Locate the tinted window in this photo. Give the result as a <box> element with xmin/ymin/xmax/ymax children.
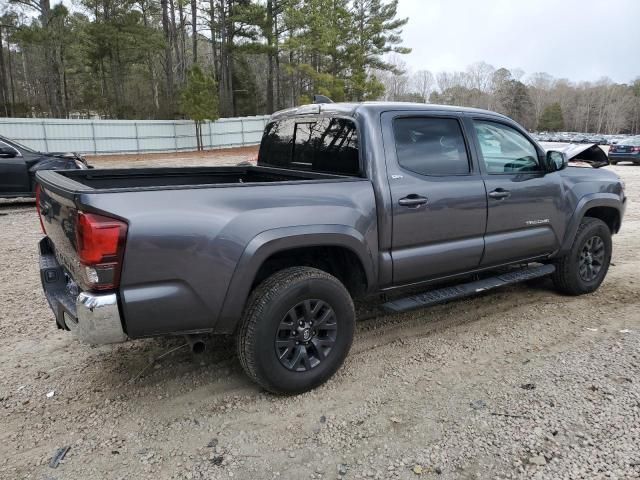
<box><xmin>258</xmin><ymin>117</ymin><xmax>360</xmax><ymax>176</ymax></box>
<box><xmin>2</xmin><ymin>138</ymin><xmax>35</xmax><ymax>153</ymax></box>
<box><xmin>474</xmin><ymin>121</ymin><xmax>539</xmax><ymax>173</ymax></box>
<box><xmin>258</xmin><ymin>119</ymin><xmax>295</xmax><ymax>167</ymax></box>
<box><xmin>0</xmin><ymin>140</ymin><xmax>20</xmax><ymax>156</ymax></box>
<box><xmin>393</xmin><ymin>117</ymin><xmax>470</xmax><ymax>176</ymax></box>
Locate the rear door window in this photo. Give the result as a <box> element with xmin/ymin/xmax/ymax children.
<box><xmin>259</xmin><ymin>117</ymin><xmax>360</xmax><ymax>176</ymax></box>
<box><xmin>393</xmin><ymin>117</ymin><xmax>470</xmax><ymax>176</ymax></box>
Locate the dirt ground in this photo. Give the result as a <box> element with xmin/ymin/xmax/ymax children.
<box><xmin>1</xmin><ymin>149</ymin><xmax>639</xmax><ymax>480</ymax></box>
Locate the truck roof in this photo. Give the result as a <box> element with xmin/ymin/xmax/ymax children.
<box><xmin>270</xmin><ymin>101</ymin><xmax>510</xmax><ymax>121</ymax></box>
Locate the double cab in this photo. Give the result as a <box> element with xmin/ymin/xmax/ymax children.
<box><xmin>36</xmin><ymin>102</ymin><xmax>626</xmax><ymax>393</ymax></box>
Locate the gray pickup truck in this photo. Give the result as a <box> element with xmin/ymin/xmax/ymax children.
<box><xmin>36</xmin><ymin>102</ymin><xmax>626</xmax><ymax>394</ymax></box>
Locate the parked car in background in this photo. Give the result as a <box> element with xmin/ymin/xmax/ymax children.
<box><xmin>586</xmin><ymin>135</ymin><xmax>606</xmax><ymax>145</ymax></box>
<box><xmin>609</xmin><ymin>136</ymin><xmax>640</xmax><ymax>165</ymax></box>
<box><xmin>609</xmin><ymin>136</ymin><xmax>629</xmax><ymax>145</ymax></box>
<box><xmin>0</xmin><ymin>135</ymin><xmax>89</xmax><ymax>198</ymax></box>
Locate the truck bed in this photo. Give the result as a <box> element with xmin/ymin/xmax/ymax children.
<box><xmin>35</xmin><ymin>162</ymin><xmax>376</xmax><ymax>339</ymax></box>
<box><xmin>38</xmin><ymin>165</ymin><xmax>356</xmax><ymax>194</ymax></box>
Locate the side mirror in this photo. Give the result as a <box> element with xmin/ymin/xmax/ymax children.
<box><xmin>0</xmin><ymin>146</ymin><xmax>17</xmax><ymax>158</ymax></box>
<box><xmin>545</xmin><ymin>150</ymin><xmax>568</xmax><ymax>172</ymax></box>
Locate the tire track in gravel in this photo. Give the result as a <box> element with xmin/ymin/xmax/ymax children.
<box><xmin>350</xmin><ymin>280</ymin><xmax>639</xmax><ymax>357</ymax></box>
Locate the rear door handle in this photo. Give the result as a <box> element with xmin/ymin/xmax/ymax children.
<box><xmin>398</xmin><ymin>195</ymin><xmax>428</xmax><ymax>207</ymax></box>
<box><xmin>488</xmin><ymin>189</ymin><xmax>511</xmax><ymax>199</ymax></box>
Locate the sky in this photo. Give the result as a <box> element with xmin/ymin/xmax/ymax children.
<box><xmin>396</xmin><ymin>0</ymin><xmax>640</xmax><ymax>84</ymax></box>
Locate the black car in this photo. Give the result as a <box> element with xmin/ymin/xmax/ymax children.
<box><xmin>0</xmin><ymin>135</ymin><xmax>89</xmax><ymax>198</ymax></box>
<box><xmin>609</xmin><ymin>136</ymin><xmax>640</xmax><ymax>165</ymax></box>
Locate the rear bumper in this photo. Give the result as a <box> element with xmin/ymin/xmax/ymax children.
<box><xmin>608</xmin><ymin>152</ymin><xmax>640</xmax><ymax>162</ymax></box>
<box><xmin>67</xmin><ymin>292</ymin><xmax>126</xmax><ymax>344</ymax></box>
<box><xmin>39</xmin><ymin>238</ymin><xmax>127</xmax><ymax>345</ymax></box>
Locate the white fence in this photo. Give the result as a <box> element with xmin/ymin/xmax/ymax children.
<box><xmin>0</xmin><ymin>115</ymin><xmax>271</xmax><ymax>155</ymax></box>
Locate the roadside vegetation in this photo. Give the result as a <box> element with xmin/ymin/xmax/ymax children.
<box><xmin>0</xmin><ymin>0</ymin><xmax>638</xmax><ymax>134</ymax></box>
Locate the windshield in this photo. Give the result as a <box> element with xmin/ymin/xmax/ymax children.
<box><xmin>619</xmin><ymin>136</ymin><xmax>640</xmax><ymax>146</ymax></box>
<box><xmin>0</xmin><ymin>137</ymin><xmax>39</xmax><ymax>153</ymax></box>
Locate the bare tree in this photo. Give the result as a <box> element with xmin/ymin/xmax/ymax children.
<box><xmin>412</xmin><ymin>69</ymin><xmax>433</xmax><ymax>103</ymax></box>
<box><xmin>161</xmin><ymin>0</ymin><xmax>175</xmax><ymax>102</ymax></box>
<box><xmin>527</xmin><ymin>72</ymin><xmax>554</xmax><ymax>127</ymax></box>
<box><xmin>191</xmin><ymin>0</ymin><xmax>198</xmax><ymax>64</ymax></box>
<box><xmin>466</xmin><ymin>61</ymin><xmax>494</xmax><ymax>93</ymax></box>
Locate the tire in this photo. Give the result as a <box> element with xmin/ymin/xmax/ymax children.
<box><xmin>237</xmin><ymin>267</ymin><xmax>355</xmax><ymax>394</ymax></box>
<box><xmin>552</xmin><ymin>217</ymin><xmax>612</xmax><ymax>295</ymax></box>
<box><xmin>609</xmin><ymin>160</ymin><xmax>617</xmax><ymax>165</ymax></box>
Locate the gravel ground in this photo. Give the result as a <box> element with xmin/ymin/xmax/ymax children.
<box><xmin>0</xmin><ymin>150</ymin><xmax>639</xmax><ymax>480</ymax></box>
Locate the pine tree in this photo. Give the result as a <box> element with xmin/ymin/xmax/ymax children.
<box><xmin>348</xmin><ymin>0</ymin><xmax>410</xmax><ymax>100</ymax></box>
<box><xmin>180</xmin><ymin>65</ymin><xmax>218</xmax><ymax>150</ymax></box>
<box><xmin>538</xmin><ymin>103</ymin><xmax>564</xmax><ymax>132</ymax></box>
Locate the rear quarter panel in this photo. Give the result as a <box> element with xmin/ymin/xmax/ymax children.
<box><xmin>79</xmin><ymin>180</ymin><xmax>378</xmax><ymax>337</ymax></box>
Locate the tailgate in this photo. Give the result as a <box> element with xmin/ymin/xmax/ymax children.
<box><xmin>37</xmin><ymin>183</ymin><xmax>83</xmax><ymax>282</ymax></box>
<box><xmin>36</xmin><ymin>174</ymin><xmax>128</xmax><ymax>293</ymax></box>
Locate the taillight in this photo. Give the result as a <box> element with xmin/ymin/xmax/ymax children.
<box><xmin>35</xmin><ymin>184</ymin><xmax>46</xmax><ymax>234</ymax></box>
<box><xmin>632</xmin><ymin>146</ymin><xmax>640</xmax><ymax>152</ymax></box>
<box><xmin>609</xmin><ymin>146</ymin><xmax>616</xmax><ymax>152</ymax></box>
<box><xmin>75</xmin><ymin>212</ymin><xmax>127</xmax><ymax>291</ymax></box>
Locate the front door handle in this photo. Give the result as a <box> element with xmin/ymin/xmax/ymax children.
<box><xmin>398</xmin><ymin>194</ymin><xmax>428</xmax><ymax>207</ymax></box>
<box><xmin>488</xmin><ymin>189</ymin><xmax>511</xmax><ymax>199</ymax></box>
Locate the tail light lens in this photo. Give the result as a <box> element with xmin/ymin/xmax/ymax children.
<box><xmin>35</xmin><ymin>184</ymin><xmax>46</xmax><ymax>234</ymax></box>
<box><xmin>75</xmin><ymin>212</ymin><xmax>127</xmax><ymax>291</ymax></box>
<box><xmin>632</xmin><ymin>146</ymin><xmax>640</xmax><ymax>152</ymax></box>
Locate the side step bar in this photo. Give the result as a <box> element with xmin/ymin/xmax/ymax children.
<box><xmin>382</xmin><ymin>264</ymin><xmax>556</xmax><ymax>313</ymax></box>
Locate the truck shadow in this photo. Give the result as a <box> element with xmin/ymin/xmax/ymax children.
<box><xmin>72</xmin><ymin>278</ymin><xmax>562</xmax><ymax>398</ymax></box>
<box><xmin>0</xmin><ymin>199</ymin><xmax>35</xmax><ymax>216</ymax></box>
<box><xmin>0</xmin><ymin>198</ymin><xmax>35</xmax><ymax>207</ymax></box>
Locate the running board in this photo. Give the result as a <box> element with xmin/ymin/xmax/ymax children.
<box><xmin>382</xmin><ymin>264</ymin><xmax>556</xmax><ymax>313</ymax></box>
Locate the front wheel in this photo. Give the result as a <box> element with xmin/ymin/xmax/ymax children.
<box><xmin>552</xmin><ymin>217</ymin><xmax>612</xmax><ymax>295</ymax></box>
<box><xmin>237</xmin><ymin>267</ymin><xmax>355</xmax><ymax>394</ymax></box>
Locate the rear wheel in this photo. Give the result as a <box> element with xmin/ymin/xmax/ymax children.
<box><xmin>237</xmin><ymin>267</ymin><xmax>355</xmax><ymax>394</ymax></box>
<box><xmin>609</xmin><ymin>160</ymin><xmax>617</xmax><ymax>165</ymax></box>
<box><xmin>552</xmin><ymin>217</ymin><xmax>612</xmax><ymax>295</ymax></box>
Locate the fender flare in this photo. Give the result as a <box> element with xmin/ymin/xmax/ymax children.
<box><xmin>560</xmin><ymin>193</ymin><xmax>623</xmax><ymax>253</ymax></box>
<box><xmin>214</xmin><ymin>225</ymin><xmax>377</xmax><ymax>334</ymax></box>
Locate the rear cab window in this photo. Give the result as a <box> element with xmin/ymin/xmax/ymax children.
<box><xmin>258</xmin><ymin>117</ymin><xmax>361</xmax><ymax>176</ymax></box>
<box><xmin>393</xmin><ymin>117</ymin><xmax>471</xmax><ymax>176</ymax></box>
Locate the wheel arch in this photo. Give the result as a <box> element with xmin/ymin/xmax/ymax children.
<box><xmin>560</xmin><ymin>194</ymin><xmax>623</xmax><ymax>253</ymax></box>
<box><xmin>214</xmin><ymin>225</ymin><xmax>376</xmax><ymax>334</ymax></box>
<box><xmin>584</xmin><ymin>206</ymin><xmax>621</xmax><ymax>233</ymax></box>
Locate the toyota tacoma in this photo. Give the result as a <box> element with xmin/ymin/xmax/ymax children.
<box><xmin>35</xmin><ymin>101</ymin><xmax>626</xmax><ymax>394</ymax></box>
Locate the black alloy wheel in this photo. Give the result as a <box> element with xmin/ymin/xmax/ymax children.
<box><xmin>275</xmin><ymin>299</ymin><xmax>337</xmax><ymax>372</ymax></box>
<box><xmin>578</xmin><ymin>235</ymin><xmax>605</xmax><ymax>282</ymax></box>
